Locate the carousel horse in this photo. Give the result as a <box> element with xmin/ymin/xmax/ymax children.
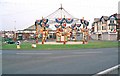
<box><xmin>40</xmin><ymin>27</ymin><xmax>49</xmax><ymax>43</ymax></box>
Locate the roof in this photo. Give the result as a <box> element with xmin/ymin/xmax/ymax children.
<box><xmin>100</xmin><ymin>16</ymin><xmax>109</xmax><ymax>21</ymax></box>
<box><xmin>24</xmin><ymin>25</ymin><xmax>36</xmax><ymax>31</ymax></box>
<box><xmin>24</xmin><ymin>24</ymin><xmax>52</xmax><ymax>31</ymax></box>
<box><xmin>45</xmin><ymin>5</ymin><xmax>75</xmax><ymax>19</ymax></box>
<box><xmin>109</xmin><ymin>13</ymin><xmax>120</xmax><ymax>24</ymax></box>
<box><xmin>94</xmin><ymin>18</ymin><xmax>100</xmax><ymax>22</ymax></box>
<box><xmin>114</xmin><ymin>14</ymin><xmax>120</xmax><ymax>19</ymax></box>
<box><xmin>44</xmin><ymin>5</ymin><xmax>79</xmax><ymax>24</ymax></box>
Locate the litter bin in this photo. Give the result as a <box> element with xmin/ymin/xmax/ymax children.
<box><xmin>16</xmin><ymin>41</ymin><xmax>21</xmax><ymax>49</ymax></box>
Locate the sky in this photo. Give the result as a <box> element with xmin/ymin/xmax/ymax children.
<box><xmin>0</xmin><ymin>0</ymin><xmax>119</xmax><ymax>31</ymax></box>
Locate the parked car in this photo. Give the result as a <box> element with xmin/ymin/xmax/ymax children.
<box><xmin>6</xmin><ymin>40</ymin><xmax>15</xmax><ymax>44</ymax></box>
<box><xmin>4</xmin><ymin>38</ymin><xmax>15</xmax><ymax>44</ymax></box>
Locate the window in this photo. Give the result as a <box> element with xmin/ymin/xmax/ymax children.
<box><xmin>102</xmin><ymin>25</ymin><xmax>107</xmax><ymax>30</ymax></box>
<box><xmin>110</xmin><ymin>26</ymin><xmax>115</xmax><ymax>31</ymax></box>
<box><xmin>110</xmin><ymin>18</ymin><xmax>115</xmax><ymax>24</ymax></box>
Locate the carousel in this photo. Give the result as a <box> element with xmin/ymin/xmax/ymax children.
<box><xmin>35</xmin><ymin>5</ymin><xmax>89</xmax><ymax>44</ymax></box>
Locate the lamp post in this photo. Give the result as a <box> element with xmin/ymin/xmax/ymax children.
<box><xmin>13</xmin><ymin>20</ymin><xmax>17</xmax><ymax>42</ymax></box>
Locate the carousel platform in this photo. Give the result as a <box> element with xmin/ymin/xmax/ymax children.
<box><xmin>38</xmin><ymin>41</ymin><xmax>88</xmax><ymax>44</ymax></box>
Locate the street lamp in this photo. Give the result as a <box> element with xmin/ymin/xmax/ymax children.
<box><xmin>13</xmin><ymin>20</ymin><xmax>17</xmax><ymax>42</ymax></box>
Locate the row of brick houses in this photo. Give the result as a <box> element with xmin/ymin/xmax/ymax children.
<box><xmin>0</xmin><ymin>31</ymin><xmax>15</xmax><ymax>38</ymax></box>
<box><xmin>91</xmin><ymin>13</ymin><xmax>120</xmax><ymax>40</ymax></box>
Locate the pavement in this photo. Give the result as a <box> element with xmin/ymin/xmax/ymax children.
<box><xmin>2</xmin><ymin>48</ymin><xmax>118</xmax><ymax>74</ymax></box>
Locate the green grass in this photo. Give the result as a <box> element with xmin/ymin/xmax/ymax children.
<box><xmin>1</xmin><ymin>41</ymin><xmax>118</xmax><ymax>50</ymax></box>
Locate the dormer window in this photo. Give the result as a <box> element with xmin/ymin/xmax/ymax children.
<box><xmin>101</xmin><ymin>18</ymin><xmax>105</xmax><ymax>24</ymax></box>
<box><xmin>110</xmin><ymin>17</ymin><xmax>115</xmax><ymax>24</ymax></box>
<box><xmin>100</xmin><ymin>16</ymin><xmax>108</xmax><ymax>24</ymax></box>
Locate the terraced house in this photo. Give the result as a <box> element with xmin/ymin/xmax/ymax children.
<box><xmin>91</xmin><ymin>13</ymin><xmax>120</xmax><ymax>40</ymax></box>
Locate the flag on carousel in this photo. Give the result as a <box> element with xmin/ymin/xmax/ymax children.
<box><xmin>36</xmin><ymin>19</ymin><xmax>49</xmax><ymax>27</ymax></box>
<box><xmin>80</xmin><ymin>19</ymin><xmax>89</xmax><ymax>26</ymax></box>
<box><xmin>54</xmin><ymin>24</ymin><xmax>60</xmax><ymax>28</ymax></box>
<box><xmin>62</xmin><ymin>23</ymin><xmax>66</xmax><ymax>28</ymax></box>
<box><xmin>55</xmin><ymin>18</ymin><xmax>73</xmax><ymax>24</ymax></box>
<box><xmin>84</xmin><ymin>20</ymin><xmax>89</xmax><ymax>26</ymax></box>
<box><xmin>80</xmin><ymin>19</ymin><xmax>85</xmax><ymax>24</ymax></box>
<box><xmin>76</xmin><ymin>24</ymin><xmax>81</xmax><ymax>27</ymax></box>
<box><xmin>71</xmin><ymin>24</ymin><xmax>76</xmax><ymax>29</ymax></box>
<box><xmin>66</xmin><ymin>18</ymin><xmax>73</xmax><ymax>24</ymax></box>
<box><xmin>45</xmin><ymin>24</ymin><xmax>49</xmax><ymax>28</ymax></box>
<box><xmin>43</xmin><ymin>19</ymin><xmax>48</xmax><ymax>24</ymax></box>
<box><xmin>55</xmin><ymin>18</ymin><xmax>63</xmax><ymax>23</ymax></box>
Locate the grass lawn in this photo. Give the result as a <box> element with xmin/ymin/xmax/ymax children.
<box><xmin>1</xmin><ymin>40</ymin><xmax>119</xmax><ymax>50</ymax></box>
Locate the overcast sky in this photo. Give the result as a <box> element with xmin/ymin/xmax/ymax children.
<box><xmin>0</xmin><ymin>0</ymin><xmax>119</xmax><ymax>31</ymax></box>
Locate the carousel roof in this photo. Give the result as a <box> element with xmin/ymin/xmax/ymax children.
<box><xmin>25</xmin><ymin>5</ymin><xmax>88</xmax><ymax>30</ymax></box>
<box><xmin>43</xmin><ymin>4</ymin><xmax>79</xmax><ymax>24</ymax></box>
<box><xmin>45</xmin><ymin>4</ymin><xmax>76</xmax><ymax>19</ymax></box>
<box><xmin>24</xmin><ymin>24</ymin><xmax>52</xmax><ymax>31</ymax></box>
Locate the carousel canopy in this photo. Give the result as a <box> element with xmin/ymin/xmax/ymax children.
<box><xmin>27</xmin><ymin>5</ymin><xmax>89</xmax><ymax>30</ymax></box>
<box><xmin>34</xmin><ymin>4</ymin><xmax>81</xmax><ymax>30</ymax></box>
<box><xmin>45</xmin><ymin>4</ymin><xmax>77</xmax><ymax>19</ymax></box>
<box><xmin>43</xmin><ymin>4</ymin><xmax>79</xmax><ymax>24</ymax></box>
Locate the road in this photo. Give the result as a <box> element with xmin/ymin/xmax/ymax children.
<box><xmin>2</xmin><ymin>48</ymin><xmax>118</xmax><ymax>74</ymax></box>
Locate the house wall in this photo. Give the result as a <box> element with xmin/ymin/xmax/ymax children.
<box><xmin>91</xmin><ymin>33</ymin><xmax>117</xmax><ymax>40</ymax></box>
<box><xmin>102</xmin><ymin>33</ymin><xmax>109</xmax><ymax>40</ymax></box>
<box><xmin>101</xmin><ymin>24</ymin><xmax>108</xmax><ymax>32</ymax></box>
<box><xmin>16</xmin><ymin>33</ymin><xmax>34</xmax><ymax>40</ymax></box>
<box><xmin>94</xmin><ymin>23</ymin><xmax>98</xmax><ymax>32</ymax></box>
<box><xmin>91</xmin><ymin>34</ymin><xmax>98</xmax><ymax>40</ymax></box>
<box><xmin>109</xmin><ymin>34</ymin><xmax>117</xmax><ymax>40</ymax></box>
<box><xmin>98</xmin><ymin>22</ymin><xmax>102</xmax><ymax>32</ymax></box>
<box><xmin>91</xmin><ymin>15</ymin><xmax>119</xmax><ymax>41</ymax></box>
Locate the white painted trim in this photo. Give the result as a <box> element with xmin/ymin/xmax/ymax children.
<box><xmin>94</xmin><ymin>64</ymin><xmax>120</xmax><ymax>75</ymax></box>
